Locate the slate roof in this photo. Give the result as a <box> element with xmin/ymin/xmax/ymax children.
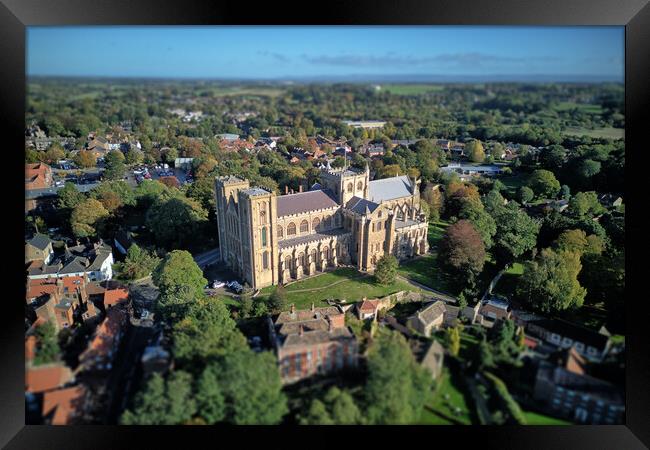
<box><xmin>528</xmin><ymin>318</ymin><xmax>610</xmax><ymax>350</ymax></box>
<box><xmin>27</xmin><ymin>234</ymin><xmax>52</xmax><ymax>250</ymax></box>
<box><xmin>367</xmin><ymin>175</ymin><xmax>413</xmax><ymax>202</ymax></box>
<box><xmin>241</xmin><ymin>187</ymin><xmax>270</xmax><ymax>197</ymax></box>
<box><xmin>282</xmin><ymin>327</ymin><xmax>353</xmax><ymax>347</ymax></box>
<box><xmin>412</xmin><ymin>301</ymin><xmax>447</xmax><ymax>326</ymax></box>
<box><xmin>346</xmin><ymin>196</ymin><xmax>380</xmax><ymax>215</ymax></box>
<box><xmin>278</xmin><ymin>228</ymin><xmax>350</xmax><ymax>250</ymax></box>
<box><xmin>276</xmin><ymin>189</ymin><xmax>339</xmax><ymax>217</ymax></box>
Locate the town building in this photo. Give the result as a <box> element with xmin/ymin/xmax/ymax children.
<box><xmin>27</xmin><ymin>241</ymin><xmax>114</xmax><ymax>282</ymax></box>
<box><xmin>78</xmin><ymin>306</ymin><xmax>128</xmax><ymax>372</ymax></box>
<box><xmin>25</xmin><ymin>163</ymin><xmax>53</xmax><ymax>190</ymax></box>
<box><xmin>343</xmin><ymin>120</ymin><xmax>387</xmax><ymax>129</ymax></box>
<box><xmin>214</xmin><ymin>166</ymin><xmax>429</xmax><ymax>289</ymax></box>
<box><xmin>267</xmin><ymin>304</ymin><xmax>358</xmax><ymax>384</ymax></box>
<box><xmin>407</xmin><ymin>300</ymin><xmax>459</xmax><ymax>337</ymax></box>
<box><xmin>532</xmin><ymin>347</ymin><xmax>624</xmax><ymax>424</ymax></box>
<box><xmin>25</xmin><ymin>234</ymin><xmax>54</xmax><ymax>265</ymax></box>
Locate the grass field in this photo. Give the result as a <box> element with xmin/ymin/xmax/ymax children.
<box><xmin>397</xmin><ymin>253</ymin><xmax>457</xmax><ymax>296</ymax></box>
<box><xmin>522</xmin><ymin>410</ymin><xmax>571</xmax><ymax>425</ymax></box>
<box><xmin>563</xmin><ymin>126</ymin><xmax>624</xmax><ymax>140</ymax></box>
<box><xmin>418</xmin><ymin>368</ymin><xmax>475</xmax><ymax>425</ymax></box>
<box><xmin>428</xmin><ymin>221</ymin><xmax>449</xmax><ymax>249</ymax></box>
<box><xmin>500</xmin><ymin>173</ymin><xmax>529</xmax><ymax>196</ymax></box>
<box><xmin>258</xmin><ymin>267</ymin><xmax>419</xmax><ymax>311</ymax></box>
<box><xmin>381</xmin><ymin>84</ymin><xmax>445</xmax><ymax>95</ymax></box>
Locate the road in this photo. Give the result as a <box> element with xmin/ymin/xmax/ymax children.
<box><xmin>194</xmin><ymin>247</ymin><xmax>221</xmax><ymax>269</ymax></box>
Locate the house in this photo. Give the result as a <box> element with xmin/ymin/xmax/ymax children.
<box><xmin>103</xmin><ymin>287</ymin><xmax>129</xmax><ymax>309</ymax></box>
<box><xmin>355</xmin><ymin>296</ymin><xmax>391</xmax><ymax>320</ymax></box>
<box><xmin>364</xmin><ymin>143</ymin><xmax>385</xmax><ymax>158</ymax></box>
<box><xmin>25</xmin><ymin>163</ymin><xmax>53</xmax><ymax>190</ymax></box>
<box><xmin>41</xmin><ymin>386</ymin><xmax>89</xmax><ymax>425</ymax></box>
<box><xmin>31</xmin><ymin>275</ymin><xmax>99</xmax><ymax>331</ymax></box>
<box><xmin>437</xmin><ymin>139</ymin><xmax>451</xmax><ymax>150</ymax></box>
<box><xmin>25</xmin><ymin>234</ymin><xmax>54</xmax><ymax>265</ymax></box>
<box><xmin>407</xmin><ymin>301</ymin><xmax>447</xmax><ymax>337</ymax></box>
<box><xmin>27</xmin><ymin>241</ymin><xmax>114</xmax><ymax>282</ymax></box>
<box><xmin>478</xmin><ymin>297</ymin><xmax>512</xmax><ymax>325</ymax></box>
<box><xmin>256</xmin><ymin>137</ymin><xmax>277</xmax><ymax>149</ymax></box>
<box><xmin>79</xmin><ymin>306</ymin><xmax>128</xmax><ymax>372</ymax></box>
<box><xmin>87</xmin><ymin>136</ymin><xmax>110</xmax><ymax>156</ymax></box>
<box><xmin>343</xmin><ymin>120</ymin><xmax>386</xmax><ymax>129</ymax></box>
<box><xmin>524</xmin><ymin>318</ymin><xmax>612</xmax><ymax>362</ymax></box>
<box><xmin>267</xmin><ymin>303</ymin><xmax>358</xmax><ymax>384</ymax></box>
<box><xmin>532</xmin><ymin>347</ymin><xmax>624</xmax><ymax>424</ymax></box>
<box><xmin>216</xmin><ymin>133</ymin><xmax>240</xmax><ymax>141</ymax></box>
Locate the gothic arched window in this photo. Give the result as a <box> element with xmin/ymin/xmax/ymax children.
<box><xmin>312</xmin><ymin>217</ymin><xmax>320</xmax><ymax>231</ymax></box>
<box><xmin>277</xmin><ymin>225</ymin><xmax>283</xmax><ymax>238</ymax></box>
<box><xmin>261</xmin><ymin>227</ymin><xmax>267</xmax><ymax>247</ymax></box>
<box><xmin>347</xmin><ymin>183</ymin><xmax>353</xmax><ymax>193</ymax></box>
<box><xmin>287</xmin><ymin>222</ymin><xmax>296</xmax><ymax>236</ymax></box>
<box><xmin>357</xmin><ymin>181</ymin><xmax>363</xmax><ymax>191</ymax></box>
<box><xmin>300</xmin><ymin>220</ymin><xmax>309</xmax><ymax>234</ymax></box>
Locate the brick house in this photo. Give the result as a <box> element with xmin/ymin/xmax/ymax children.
<box><xmin>25</xmin><ymin>234</ymin><xmax>54</xmax><ymax>265</ymax></box>
<box><xmin>406</xmin><ymin>301</ymin><xmax>452</xmax><ymax>337</ymax></box>
<box><xmin>532</xmin><ymin>347</ymin><xmax>624</xmax><ymax>424</ymax></box>
<box><xmin>268</xmin><ymin>304</ymin><xmax>358</xmax><ymax>384</ymax></box>
<box><xmin>25</xmin><ymin>163</ymin><xmax>53</xmax><ymax>190</ymax></box>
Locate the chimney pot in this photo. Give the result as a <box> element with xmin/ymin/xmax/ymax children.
<box><xmin>299</xmin><ymin>185</ymin><xmax>303</xmax><ymax>193</ymax></box>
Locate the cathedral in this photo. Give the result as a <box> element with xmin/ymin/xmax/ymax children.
<box><xmin>214</xmin><ymin>166</ymin><xmax>429</xmax><ymax>290</ymax></box>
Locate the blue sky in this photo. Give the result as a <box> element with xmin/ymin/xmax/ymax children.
<box><xmin>27</xmin><ymin>26</ymin><xmax>624</xmax><ymax>81</ymax></box>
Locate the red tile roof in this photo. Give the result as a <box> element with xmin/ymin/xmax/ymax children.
<box><xmin>358</xmin><ymin>299</ymin><xmax>381</xmax><ymax>312</ymax></box>
<box><xmin>26</xmin><ymin>364</ymin><xmax>74</xmax><ymax>393</ymax></box>
<box><xmin>103</xmin><ymin>288</ymin><xmax>129</xmax><ymax>308</ymax></box>
<box><xmin>42</xmin><ymin>386</ymin><xmax>86</xmax><ymax>425</ymax></box>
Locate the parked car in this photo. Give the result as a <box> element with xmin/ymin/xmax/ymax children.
<box><xmin>140</xmin><ymin>310</ymin><xmax>149</xmax><ymax>320</ymax></box>
<box><xmin>212</xmin><ymin>280</ymin><xmax>225</xmax><ymax>289</ymax></box>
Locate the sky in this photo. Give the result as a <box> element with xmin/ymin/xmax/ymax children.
<box><xmin>26</xmin><ymin>26</ymin><xmax>624</xmax><ymax>82</ymax></box>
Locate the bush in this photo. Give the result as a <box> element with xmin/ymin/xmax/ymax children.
<box><xmin>483</xmin><ymin>372</ymin><xmax>527</xmax><ymax>425</ymax></box>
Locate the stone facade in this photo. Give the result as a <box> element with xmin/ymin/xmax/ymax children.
<box><xmin>215</xmin><ymin>166</ymin><xmax>429</xmax><ymax>289</ymax></box>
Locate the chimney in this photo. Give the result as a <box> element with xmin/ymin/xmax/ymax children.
<box><xmin>285</xmin><ymin>185</ymin><xmax>289</xmax><ymax>195</ymax></box>
<box><xmin>299</xmin><ymin>185</ymin><xmax>303</xmax><ymax>193</ymax></box>
<box><xmin>299</xmin><ymin>325</ymin><xmax>304</xmax><ymax>337</ymax></box>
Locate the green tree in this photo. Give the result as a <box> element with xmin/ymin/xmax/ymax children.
<box><xmin>446</xmin><ymin>327</ymin><xmax>461</xmax><ymax>357</ymax></box>
<box><xmin>32</xmin><ymin>321</ymin><xmax>60</xmax><ymax>365</ymax></box>
<box><xmin>214</xmin><ymin>350</ymin><xmax>288</xmax><ymax>424</ymax></box>
<box><xmin>44</xmin><ymin>144</ymin><xmax>65</xmax><ymax>164</ymax></box>
<box><xmin>117</xmin><ymin>244</ymin><xmax>161</xmax><ymax>280</ymax></box>
<box><xmin>374</xmin><ymin>254</ymin><xmax>398</xmax><ymax>286</ymax></box>
<box><xmin>527</xmin><ymin>169</ymin><xmax>560</xmax><ymax>199</ymax></box>
<box><xmin>172</xmin><ymin>298</ymin><xmax>246</xmax><ymax>365</ymax></box>
<box><xmin>459</xmin><ymin>200</ymin><xmax>496</xmax><ymax>249</ymax></box>
<box><xmin>195</xmin><ymin>365</ymin><xmax>226</xmax><ymax>424</ymax></box>
<box><xmin>121</xmin><ymin>371</ymin><xmax>196</xmax><ymax>425</ymax></box>
<box><xmin>153</xmin><ymin>250</ymin><xmax>207</xmax><ymax>298</ymax></box>
<box><xmin>518</xmin><ymin>186</ymin><xmax>534</xmax><ymax>204</ymax></box>
<box><xmin>492</xmin><ymin>203</ymin><xmax>540</xmax><ymax>264</ymax></box>
<box><xmin>125</xmin><ymin>149</ymin><xmax>145</xmax><ymax>165</ymax></box>
<box><xmin>517</xmin><ymin>248</ymin><xmax>586</xmax><ymax>313</ymax></box>
<box><xmin>560</xmin><ymin>184</ymin><xmax>571</xmax><ymax>201</ymax></box>
<box><xmin>70</xmin><ymin>198</ymin><xmax>110</xmax><ymax>238</ymax></box>
<box><xmin>299</xmin><ymin>399</ymin><xmax>333</xmax><ymax>425</ymax></box>
<box><xmin>467</xmin><ymin>140</ymin><xmax>486</xmax><ymax>163</ymax></box>
<box><xmin>73</xmin><ymin>150</ymin><xmax>97</xmax><ymax>169</ymax></box>
<box><xmin>267</xmin><ymin>284</ymin><xmax>288</xmax><ymax>313</ymax></box>
<box><xmin>104</xmin><ymin>150</ymin><xmax>126</xmax><ymax>180</ymax></box>
<box><xmin>567</xmin><ymin>191</ymin><xmax>606</xmax><ymax>219</ymax></box>
<box><xmin>57</xmin><ymin>182</ymin><xmax>85</xmax><ymax>209</ymax></box>
<box><xmin>239</xmin><ymin>292</ymin><xmax>253</xmax><ymax>318</ymax></box>
<box><xmin>364</xmin><ymin>331</ymin><xmax>431</xmax><ymax>424</ymax></box>
<box><xmin>145</xmin><ymin>195</ymin><xmax>208</xmax><ymax>249</ymax></box>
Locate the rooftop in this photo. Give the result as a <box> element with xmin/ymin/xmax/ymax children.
<box><xmin>26</xmin><ymin>234</ymin><xmax>52</xmax><ymax>251</ymax></box>
<box><xmin>276</xmin><ymin>189</ymin><xmax>339</xmax><ymax>217</ymax></box>
<box><xmin>346</xmin><ymin>196</ymin><xmax>380</xmax><ymax>215</ymax></box>
<box><xmin>367</xmin><ymin>175</ymin><xmax>413</xmax><ymax>203</ymax></box>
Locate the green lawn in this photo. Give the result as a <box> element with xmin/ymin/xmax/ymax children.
<box><xmin>258</xmin><ymin>267</ymin><xmax>420</xmax><ymax>311</ymax></box>
<box><xmin>428</xmin><ymin>221</ymin><xmax>449</xmax><ymax>249</ymax></box>
<box><xmin>553</xmin><ymin>102</ymin><xmax>604</xmax><ymax>114</ymax></box>
<box><xmin>418</xmin><ymin>368</ymin><xmax>475</xmax><ymax>425</ymax></box>
<box><xmin>522</xmin><ymin>410</ymin><xmax>571</xmax><ymax>425</ymax></box>
<box><xmin>398</xmin><ymin>253</ymin><xmax>457</xmax><ymax>295</ymax></box>
<box><xmin>500</xmin><ymin>173</ymin><xmax>529</xmax><ymax>196</ymax></box>
<box><xmin>563</xmin><ymin>126</ymin><xmax>624</xmax><ymax>140</ymax></box>
<box><xmin>381</xmin><ymin>84</ymin><xmax>445</xmax><ymax>95</ymax></box>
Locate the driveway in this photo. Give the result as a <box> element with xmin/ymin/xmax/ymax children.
<box><xmin>194</xmin><ymin>247</ymin><xmax>221</xmax><ymax>269</ymax></box>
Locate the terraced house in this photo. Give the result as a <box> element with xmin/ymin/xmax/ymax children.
<box><xmin>215</xmin><ymin>165</ymin><xmax>429</xmax><ymax>289</ymax></box>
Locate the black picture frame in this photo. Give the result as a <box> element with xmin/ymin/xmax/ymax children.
<box><xmin>2</xmin><ymin>0</ymin><xmax>646</xmax><ymax>448</ymax></box>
